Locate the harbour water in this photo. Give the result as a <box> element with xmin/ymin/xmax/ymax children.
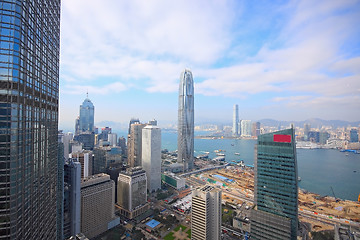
<box><xmin>160</xmin><ymin>130</ymin><xmax>360</xmax><ymax>201</ymax></box>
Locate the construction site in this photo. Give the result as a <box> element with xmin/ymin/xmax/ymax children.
<box><xmin>185</xmin><ymin>161</ymin><xmax>360</xmax><ymax>233</ymax></box>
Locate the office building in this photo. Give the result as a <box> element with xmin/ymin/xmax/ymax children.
<box><xmin>98</xmin><ymin>126</ymin><xmax>111</xmax><ymax>142</ymax></box>
<box><xmin>191</xmin><ymin>185</ymin><xmax>222</xmax><ymax>240</ymax></box>
<box><xmin>75</xmin><ymin>133</ymin><xmax>95</xmax><ymax>150</ymax></box>
<box><xmin>319</xmin><ymin>131</ymin><xmax>329</xmax><ymax>144</ymax></box>
<box><xmin>117</xmin><ymin>167</ymin><xmax>149</xmax><ymax>219</ymax></box>
<box><xmin>63</xmin><ymin>159</ymin><xmax>81</xmax><ymax>239</ymax></box>
<box><xmin>241</xmin><ymin>120</ymin><xmax>252</xmax><ymax>137</ymax></box>
<box><xmin>63</xmin><ymin>132</ymin><xmax>74</xmax><ymax>160</ymax></box>
<box><xmin>148</xmin><ymin>119</ymin><xmax>158</xmax><ymax>126</ymax></box>
<box><xmin>79</xmin><ymin>96</ymin><xmax>94</xmax><ymax>133</ymax></box>
<box><xmin>308</xmin><ymin>131</ymin><xmax>320</xmax><ymax>143</ymax></box>
<box><xmin>350</xmin><ymin>129</ymin><xmax>359</xmax><ymax>142</ymax></box>
<box><xmin>93</xmin><ymin>146</ymin><xmax>123</xmax><ymax>175</ymax></box>
<box><xmin>0</xmin><ymin>1</ymin><xmax>61</xmax><ymax>239</ymax></box>
<box><xmin>142</xmin><ymin>125</ymin><xmax>162</xmax><ymax>192</ymax></box>
<box><xmin>177</xmin><ymin>69</ymin><xmax>194</xmax><ymax>171</ymax></box>
<box><xmin>80</xmin><ymin>174</ymin><xmax>119</xmax><ymax>239</ymax></box>
<box><xmin>161</xmin><ymin>173</ymin><xmax>186</xmax><ymax>190</ymax></box>
<box><xmin>118</xmin><ymin>136</ymin><xmax>127</xmax><ymax>154</ymax></box>
<box><xmin>71</xmin><ymin>151</ymin><xmax>93</xmax><ymax>178</ymax></box>
<box><xmin>127</xmin><ymin>123</ymin><xmax>146</xmax><ymax>167</ymax></box>
<box><xmin>232</xmin><ymin>104</ymin><xmax>239</xmax><ymax>136</ymax></box>
<box><xmin>250</xmin><ymin>128</ymin><xmax>298</xmax><ymax>240</ymax></box>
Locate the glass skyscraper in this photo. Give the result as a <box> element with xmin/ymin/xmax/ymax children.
<box><xmin>0</xmin><ymin>0</ymin><xmax>61</xmax><ymax>239</ymax></box>
<box><xmin>232</xmin><ymin>104</ymin><xmax>239</xmax><ymax>136</ymax></box>
<box><xmin>79</xmin><ymin>96</ymin><xmax>94</xmax><ymax>133</ymax></box>
<box><xmin>177</xmin><ymin>69</ymin><xmax>194</xmax><ymax>171</ymax></box>
<box><xmin>250</xmin><ymin>128</ymin><xmax>298</xmax><ymax>240</ymax></box>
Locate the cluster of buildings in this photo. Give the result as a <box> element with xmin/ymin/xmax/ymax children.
<box><xmin>0</xmin><ymin>2</ymin><xmax>357</xmax><ymax>240</ymax></box>
<box><xmin>232</xmin><ymin>104</ymin><xmax>261</xmax><ymax>138</ymax></box>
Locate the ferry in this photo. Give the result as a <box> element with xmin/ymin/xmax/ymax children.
<box><xmin>213</xmin><ymin>156</ymin><xmax>225</xmax><ymax>161</ymax></box>
<box><xmin>216</xmin><ymin>153</ymin><xmax>225</xmax><ymax>156</ymax></box>
<box><xmin>234</xmin><ymin>153</ymin><xmax>240</xmax><ymax>155</ymax></box>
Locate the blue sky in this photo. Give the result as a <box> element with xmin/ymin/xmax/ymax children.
<box><xmin>59</xmin><ymin>0</ymin><xmax>360</xmax><ymax>130</ymax></box>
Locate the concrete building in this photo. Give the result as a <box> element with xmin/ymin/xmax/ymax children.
<box><xmin>71</xmin><ymin>151</ymin><xmax>93</xmax><ymax>178</ymax></box>
<box><xmin>350</xmin><ymin>128</ymin><xmax>359</xmax><ymax>142</ymax></box>
<box><xmin>117</xmin><ymin>167</ymin><xmax>149</xmax><ymax>219</ymax></box>
<box><xmin>178</xmin><ymin>69</ymin><xmax>195</xmax><ymax>171</ymax></box>
<box><xmin>252</xmin><ymin>122</ymin><xmax>261</xmax><ymax>137</ymax></box>
<box><xmin>240</xmin><ymin>120</ymin><xmax>252</xmax><ymax>137</ymax></box>
<box><xmin>128</xmin><ymin>123</ymin><xmax>146</xmax><ymax>167</ymax></box>
<box><xmin>142</xmin><ymin>125</ymin><xmax>162</xmax><ymax>192</ymax></box>
<box><xmin>250</xmin><ymin>128</ymin><xmax>298</xmax><ymax>240</ymax></box>
<box><xmin>233</xmin><ymin>104</ymin><xmax>239</xmax><ymax>136</ymax></box>
<box><xmin>63</xmin><ymin>159</ymin><xmax>82</xmax><ymax>239</ymax></box>
<box><xmin>0</xmin><ymin>1</ymin><xmax>61</xmax><ymax>238</ymax></box>
<box><xmin>64</xmin><ymin>132</ymin><xmax>74</xmax><ymax>160</ymax></box>
<box><xmin>80</xmin><ymin>174</ymin><xmax>119</xmax><ymax>239</ymax></box>
<box><xmin>191</xmin><ymin>185</ymin><xmax>222</xmax><ymax>240</ymax></box>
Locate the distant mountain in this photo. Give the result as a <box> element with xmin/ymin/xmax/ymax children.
<box><xmin>257</xmin><ymin>118</ymin><xmax>360</xmax><ymax>128</ymax></box>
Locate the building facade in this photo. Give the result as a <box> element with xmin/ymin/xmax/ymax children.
<box><xmin>0</xmin><ymin>0</ymin><xmax>61</xmax><ymax>239</ymax></box>
<box><xmin>177</xmin><ymin>69</ymin><xmax>194</xmax><ymax>171</ymax></box>
<box><xmin>250</xmin><ymin>128</ymin><xmax>298</xmax><ymax>240</ymax></box>
<box><xmin>63</xmin><ymin>159</ymin><xmax>81</xmax><ymax>239</ymax></box>
<box><xmin>141</xmin><ymin>125</ymin><xmax>161</xmax><ymax>192</ymax></box>
<box><xmin>71</xmin><ymin>151</ymin><xmax>93</xmax><ymax>178</ymax></box>
<box><xmin>80</xmin><ymin>174</ymin><xmax>117</xmax><ymax>239</ymax></box>
<box><xmin>117</xmin><ymin>167</ymin><xmax>149</xmax><ymax>219</ymax></box>
<box><xmin>191</xmin><ymin>185</ymin><xmax>222</xmax><ymax>240</ymax></box>
<box><xmin>232</xmin><ymin>104</ymin><xmax>239</xmax><ymax>136</ymax></box>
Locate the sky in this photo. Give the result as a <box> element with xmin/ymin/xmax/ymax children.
<box><xmin>59</xmin><ymin>0</ymin><xmax>360</xmax><ymax>131</ymax></box>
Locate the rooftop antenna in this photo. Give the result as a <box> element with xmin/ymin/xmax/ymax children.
<box><xmin>86</xmin><ymin>90</ymin><xmax>88</xmax><ymax>98</ymax></box>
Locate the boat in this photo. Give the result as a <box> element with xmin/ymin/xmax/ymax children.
<box><xmin>213</xmin><ymin>156</ymin><xmax>225</xmax><ymax>161</ymax></box>
<box><xmin>216</xmin><ymin>153</ymin><xmax>225</xmax><ymax>156</ymax></box>
<box><xmin>298</xmin><ymin>177</ymin><xmax>301</xmax><ymax>182</ymax></box>
<box><xmin>235</xmin><ymin>153</ymin><xmax>240</xmax><ymax>155</ymax></box>
<box><xmin>214</xmin><ymin>150</ymin><xmax>220</xmax><ymax>153</ymax></box>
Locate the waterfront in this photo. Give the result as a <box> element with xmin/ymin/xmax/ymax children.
<box><xmin>160</xmin><ymin>130</ymin><xmax>360</xmax><ymax>201</ymax></box>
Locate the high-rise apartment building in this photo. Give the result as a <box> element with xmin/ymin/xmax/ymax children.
<box><xmin>232</xmin><ymin>104</ymin><xmax>239</xmax><ymax>136</ymax></box>
<box><xmin>79</xmin><ymin>96</ymin><xmax>94</xmax><ymax>133</ymax></box>
<box><xmin>127</xmin><ymin>123</ymin><xmax>146</xmax><ymax>167</ymax></box>
<box><xmin>252</xmin><ymin>121</ymin><xmax>261</xmax><ymax>137</ymax></box>
<box><xmin>63</xmin><ymin>159</ymin><xmax>81</xmax><ymax>239</ymax></box>
<box><xmin>177</xmin><ymin>69</ymin><xmax>194</xmax><ymax>171</ymax></box>
<box><xmin>142</xmin><ymin>125</ymin><xmax>161</xmax><ymax>192</ymax></box>
<box><xmin>0</xmin><ymin>1</ymin><xmax>61</xmax><ymax>239</ymax></box>
<box><xmin>80</xmin><ymin>174</ymin><xmax>118</xmax><ymax>239</ymax></box>
<box><xmin>240</xmin><ymin>120</ymin><xmax>252</xmax><ymax>137</ymax></box>
<box><xmin>250</xmin><ymin>128</ymin><xmax>298</xmax><ymax>240</ymax></box>
<box><xmin>117</xmin><ymin>167</ymin><xmax>149</xmax><ymax>219</ymax></box>
<box><xmin>191</xmin><ymin>185</ymin><xmax>222</xmax><ymax>240</ymax></box>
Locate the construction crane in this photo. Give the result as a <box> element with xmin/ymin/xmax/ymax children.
<box><xmin>330</xmin><ymin>186</ymin><xmax>340</xmax><ymax>202</ymax></box>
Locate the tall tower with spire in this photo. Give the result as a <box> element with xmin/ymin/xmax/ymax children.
<box><xmin>79</xmin><ymin>95</ymin><xmax>95</xmax><ymax>133</ymax></box>
<box><xmin>177</xmin><ymin>69</ymin><xmax>194</xmax><ymax>171</ymax></box>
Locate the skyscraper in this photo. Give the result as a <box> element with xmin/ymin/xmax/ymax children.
<box><xmin>232</xmin><ymin>104</ymin><xmax>239</xmax><ymax>136</ymax></box>
<box><xmin>350</xmin><ymin>128</ymin><xmax>359</xmax><ymax>142</ymax></box>
<box><xmin>79</xmin><ymin>96</ymin><xmax>94</xmax><ymax>133</ymax></box>
<box><xmin>0</xmin><ymin>1</ymin><xmax>61</xmax><ymax>239</ymax></box>
<box><xmin>304</xmin><ymin>123</ymin><xmax>310</xmax><ymax>141</ymax></box>
<box><xmin>142</xmin><ymin>125</ymin><xmax>161</xmax><ymax>192</ymax></box>
<box><xmin>177</xmin><ymin>69</ymin><xmax>194</xmax><ymax>171</ymax></box>
<box><xmin>191</xmin><ymin>185</ymin><xmax>222</xmax><ymax>240</ymax></box>
<box><xmin>250</xmin><ymin>128</ymin><xmax>298</xmax><ymax>240</ymax></box>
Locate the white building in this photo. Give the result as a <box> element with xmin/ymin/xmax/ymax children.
<box><xmin>192</xmin><ymin>185</ymin><xmax>222</xmax><ymax>240</ymax></box>
<box><xmin>241</xmin><ymin>120</ymin><xmax>252</xmax><ymax>137</ymax></box>
<box><xmin>142</xmin><ymin>125</ymin><xmax>162</xmax><ymax>192</ymax></box>
<box><xmin>108</xmin><ymin>133</ymin><xmax>118</xmax><ymax>147</ymax></box>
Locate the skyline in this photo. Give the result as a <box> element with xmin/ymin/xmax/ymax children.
<box><xmin>59</xmin><ymin>0</ymin><xmax>360</xmax><ymax>130</ymax></box>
